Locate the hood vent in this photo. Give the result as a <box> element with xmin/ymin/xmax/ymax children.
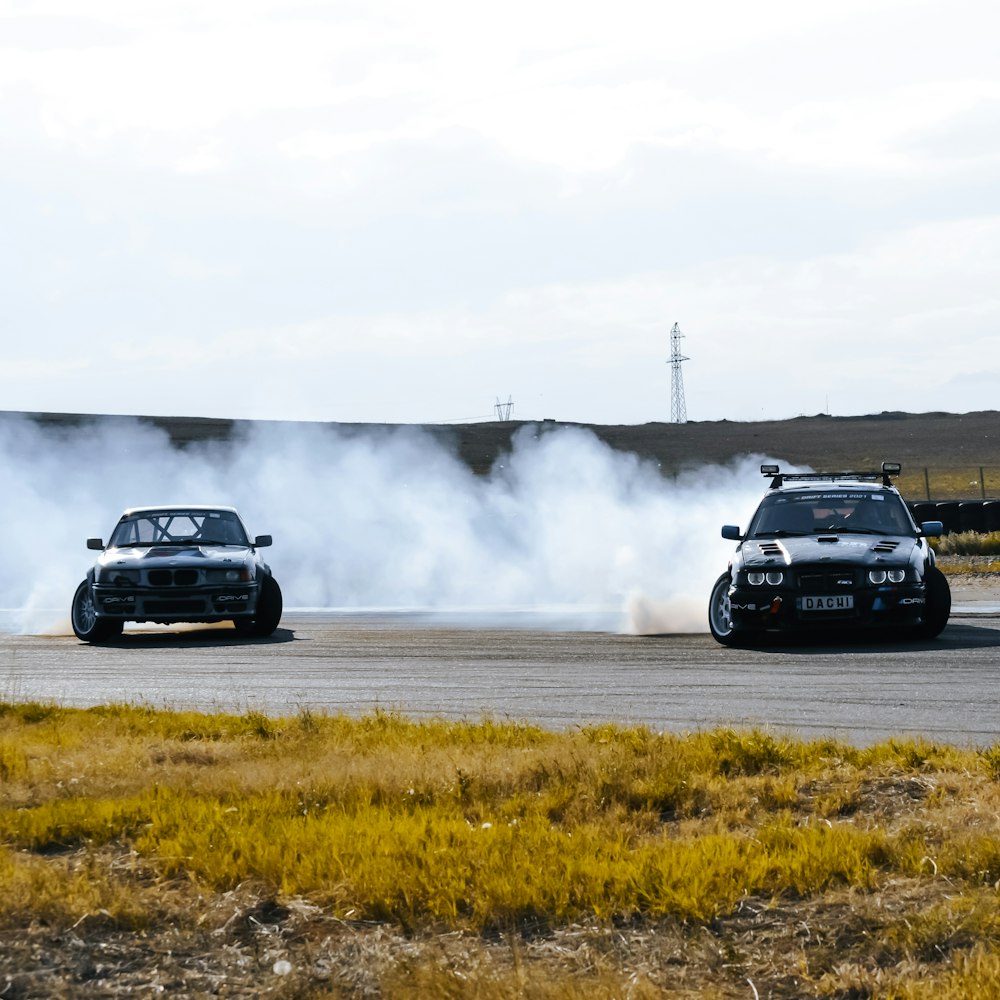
<box><xmin>872</xmin><ymin>540</ymin><xmax>900</xmax><ymax>554</ymax></box>
<box><xmin>758</xmin><ymin>542</ymin><xmax>783</xmax><ymax>557</ymax></box>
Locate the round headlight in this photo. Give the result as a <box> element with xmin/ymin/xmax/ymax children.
<box><xmin>765</xmin><ymin>571</ymin><xmax>784</xmax><ymax>585</ymax></box>
<box><xmin>747</xmin><ymin>572</ymin><xmax>765</xmax><ymax>586</ymax></box>
<box><xmin>225</xmin><ymin>570</ymin><xmax>240</xmax><ymax>582</ymax></box>
<box><xmin>868</xmin><ymin>570</ymin><xmax>887</xmax><ymax>585</ymax></box>
<box><xmin>888</xmin><ymin>569</ymin><xmax>906</xmax><ymax>583</ymax></box>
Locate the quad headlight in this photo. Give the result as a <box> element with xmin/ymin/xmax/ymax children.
<box><xmin>213</xmin><ymin>567</ymin><xmax>253</xmax><ymax>583</ymax></box>
<box><xmin>868</xmin><ymin>569</ymin><xmax>907</xmax><ymax>584</ymax></box>
<box><xmin>97</xmin><ymin>568</ymin><xmax>138</xmax><ymax>585</ymax></box>
<box><xmin>746</xmin><ymin>571</ymin><xmax>784</xmax><ymax>586</ymax></box>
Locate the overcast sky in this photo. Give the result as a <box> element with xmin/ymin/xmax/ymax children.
<box><xmin>3</xmin><ymin>0</ymin><xmax>999</xmax><ymax>426</ymax></box>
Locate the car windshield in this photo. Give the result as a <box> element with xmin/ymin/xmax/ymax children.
<box><xmin>748</xmin><ymin>492</ymin><xmax>914</xmax><ymax>538</ymax></box>
<box><xmin>110</xmin><ymin>510</ymin><xmax>249</xmax><ymax>547</ymax></box>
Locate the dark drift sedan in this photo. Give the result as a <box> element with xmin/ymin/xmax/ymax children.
<box><xmin>708</xmin><ymin>463</ymin><xmax>950</xmax><ymax>645</ymax></box>
<box><xmin>71</xmin><ymin>505</ymin><xmax>282</xmax><ymax>643</ymax></box>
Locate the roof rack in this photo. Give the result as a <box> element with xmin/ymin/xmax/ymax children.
<box><xmin>760</xmin><ymin>462</ymin><xmax>901</xmax><ymax>490</ymax></box>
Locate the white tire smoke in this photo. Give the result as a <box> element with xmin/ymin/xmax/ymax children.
<box><xmin>0</xmin><ymin>415</ymin><xmax>774</xmax><ymax>634</ymax></box>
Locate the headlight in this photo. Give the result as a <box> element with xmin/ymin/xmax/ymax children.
<box><xmin>868</xmin><ymin>570</ymin><xmax>887</xmax><ymax>584</ymax></box>
<box><xmin>211</xmin><ymin>567</ymin><xmax>253</xmax><ymax>583</ymax></box>
<box><xmin>869</xmin><ymin>569</ymin><xmax>907</xmax><ymax>585</ymax></box>
<box><xmin>747</xmin><ymin>572</ymin><xmax>765</xmax><ymax>586</ymax></box>
<box><xmin>98</xmin><ymin>568</ymin><xmax>138</xmax><ymax>585</ymax></box>
<box><xmin>765</xmin><ymin>571</ymin><xmax>784</xmax><ymax>586</ymax></box>
<box><xmin>888</xmin><ymin>569</ymin><xmax>906</xmax><ymax>583</ymax></box>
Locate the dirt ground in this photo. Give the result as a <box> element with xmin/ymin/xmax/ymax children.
<box><xmin>948</xmin><ymin>576</ymin><xmax>1000</xmax><ymax>600</ymax></box>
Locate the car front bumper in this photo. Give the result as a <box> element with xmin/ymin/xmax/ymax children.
<box><xmin>92</xmin><ymin>583</ymin><xmax>260</xmax><ymax>623</ymax></box>
<box><xmin>728</xmin><ymin>581</ymin><xmax>928</xmax><ymax>632</ymax></box>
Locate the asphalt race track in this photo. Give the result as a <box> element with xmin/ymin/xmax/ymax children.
<box><xmin>3</xmin><ymin>611</ymin><xmax>1000</xmax><ymax>747</ymax></box>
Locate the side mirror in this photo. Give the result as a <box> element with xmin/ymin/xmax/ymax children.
<box><xmin>721</xmin><ymin>525</ymin><xmax>742</xmax><ymax>541</ymax></box>
<box><xmin>87</xmin><ymin>538</ymin><xmax>104</xmax><ymax>550</ymax></box>
<box><xmin>919</xmin><ymin>520</ymin><xmax>944</xmax><ymax>538</ymax></box>
<box><xmin>254</xmin><ymin>534</ymin><xmax>273</xmax><ymax>548</ymax></box>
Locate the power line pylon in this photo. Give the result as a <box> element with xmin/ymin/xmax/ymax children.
<box><xmin>669</xmin><ymin>322</ymin><xmax>689</xmax><ymax>424</ymax></box>
<box><xmin>494</xmin><ymin>396</ymin><xmax>513</xmax><ymax>421</ymax></box>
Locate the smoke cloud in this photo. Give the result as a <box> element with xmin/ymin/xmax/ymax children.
<box><xmin>0</xmin><ymin>416</ymin><xmax>773</xmax><ymax>634</ymax></box>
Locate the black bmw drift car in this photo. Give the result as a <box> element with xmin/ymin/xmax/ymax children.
<box><xmin>71</xmin><ymin>505</ymin><xmax>282</xmax><ymax>643</ymax></box>
<box><xmin>709</xmin><ymin>463</ymin><xmax>950</xmax><ymax>645</ymax></box>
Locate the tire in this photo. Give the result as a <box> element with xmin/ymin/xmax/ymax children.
<box><xmin>70</xmin><ymin>581</ymin><xmax>123</xmax><ymax>643</ymax></box>
<box><xmin>234</xmin><ymin>576</ymin><xmax>283</xmax><ymax>637</ymax></box>
<box><xmin>916</xmin><ymin>566</ymin><xmax>951</xmax><ymax>639</ymax></box>
<box><xmin>708</xmin><ymin>572</ymin><xmax>741</xmax><ymax>646</ymax></box>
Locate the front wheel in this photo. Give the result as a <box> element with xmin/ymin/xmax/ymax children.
<box><xmin>708</xmin><ymin>572</ymin><xmax>740</xmax><ymax>646</ymax></box>
<box><xmin>234</xmin><ymin>576</ymin><xmax>283</xmax><ymax>637</ymax></box>
<box><xmin>71</xmin><ymin>581</ymin><xmax>123</xmax><ymax>643</ymax></box>
<box><xmin>916</xmin><ymin>566</ymin><xmax>951</xmax><ymax>639</ymax></box>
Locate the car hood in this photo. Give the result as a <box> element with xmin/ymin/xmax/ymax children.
<box><xmin>99</xmin><ymin>545</ymin><xmax>254</xmax><ymax>569</ymax></box>
<box><xmin>742</xmin><ymin>534</ymin><xmax>918</xmax><ymax>567</ymax></box>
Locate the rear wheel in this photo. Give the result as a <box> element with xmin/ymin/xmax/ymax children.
<box><xmin>916</xmin><ymin>566</ymin><xmax>951</xmax><ymax>639</ymax></box>
<box><xmin>708</xmin><ymin>573</ymin><xmax>740</xmax><ymax>646</ymax></box>
<box><xmin>71</xmin><ymin>581</ymin><xmax>123</xmax><ymax>643</ymax></box>
<box><xmin>234</xmin><ymin>576</ymin><xmax>283</xmax><ymax>637</ymax></box>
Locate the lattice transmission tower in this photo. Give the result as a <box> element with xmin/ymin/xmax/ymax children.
<box><xmin>668</xmin><ymin>322</ymin><xmax>690</xmax><ymax>424</ymax></box>
<box><xmin>494</xmin><ymin>396</ymin><xmax>514</xmax><ymax>421</ymax></box>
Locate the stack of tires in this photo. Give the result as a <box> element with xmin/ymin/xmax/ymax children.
<box><xmin>908</xmin><ymin>499</ymin><xmax>1000</xmax><ymax>535</ymax></box>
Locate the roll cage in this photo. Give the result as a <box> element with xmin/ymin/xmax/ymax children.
<box><xmin>110</xmin><ymin>510</ymin><xmax>249</xmax><ymax>547</ymax></box>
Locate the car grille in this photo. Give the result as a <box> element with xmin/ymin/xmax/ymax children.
<box><xmin>796</xmin><ymin>568</ymin><xmax>857</xmax><ymax>590</ymax></box>
<box><xmin>148</xmin><ymin>569</ymin><xmax>200</xmax><ymax>586</ymax></box>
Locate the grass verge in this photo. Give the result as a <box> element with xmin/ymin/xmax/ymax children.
<box><xmin>932</xmin><ymin>531</ymin><xmax>1000</xmax><ymax>558</ymax></box>
<box><xmin>3</xmin><ymin>705</ymin><xmax>1000</xmax><ymax>997</ymax></box>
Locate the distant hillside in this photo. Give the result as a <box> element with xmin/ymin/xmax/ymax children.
<box><xmin>7</xmin><ymin>409</ymin><xmax>1000</xmax><ymax>475</ymax></box>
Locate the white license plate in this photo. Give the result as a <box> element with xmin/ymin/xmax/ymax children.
<box><xmin>802</xmin><ymin>595</ymin><xmax>854</xmax><ymax>611</ymax></box>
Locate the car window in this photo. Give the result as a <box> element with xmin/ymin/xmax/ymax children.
<box><xmin>110</xmin><ymin>511</ymin><xmax>248</xmax><ymax>546</ymax></box>
<box><xmin>750</xmin><ymin>493</ymin><xmax>913</xmax><ymax>536</ymax></box>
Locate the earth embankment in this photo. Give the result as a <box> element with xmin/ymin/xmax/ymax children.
<box><xmin>9</xmin><ymin>408</ymin><xmax>1000</xmax><ymax>476</ymax></box>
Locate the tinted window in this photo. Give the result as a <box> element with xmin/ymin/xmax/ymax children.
<box><xmin>750</xmin><ymin>493</ymin><xmax>913</xmax><ymax>536</ymax></box>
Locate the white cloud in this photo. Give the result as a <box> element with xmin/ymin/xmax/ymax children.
<box><xmin>1</xmin><ymin>0</ymin><xmax>999</xmax><ymax>424</ymax></box>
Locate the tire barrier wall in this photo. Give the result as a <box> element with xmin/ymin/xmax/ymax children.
<box><xmin>906</xmin><ymin>499</ymin><xmax>1000</xmax><ymax>534</ymax></box>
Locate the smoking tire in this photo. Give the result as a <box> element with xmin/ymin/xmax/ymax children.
<box><xmin>916</xmin><ymin>567</ymin><xmax>952</xmax><ymax>639</ymax></box>
<box><xmin>70</xmin><ymin>581</ymin><xmax>124</xmax><ymax>644</ymax></box>
<box><xmin>708</xmin><ymin>573</ymin><xmax>741</xmax><ymax>646</ymax></box>
<box><xmin>234</xmin><ymin>576</ymin><xmax>283</xmax><ymax>637</ymax></box>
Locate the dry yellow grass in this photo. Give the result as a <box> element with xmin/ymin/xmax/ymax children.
<box><xmin>3</xmin><ymin>705</ymin><xmax>1000</xmax><ymax>997</ymax></box>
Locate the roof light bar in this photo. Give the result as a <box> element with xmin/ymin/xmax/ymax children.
<box><xmin>761</xmin><ymin>462</ymin><xmax>902</xmax><ymax>489</ymax></box>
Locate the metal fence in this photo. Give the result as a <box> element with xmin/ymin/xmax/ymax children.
<box><xmin>896</xmin><ymin>466</ymin><xmax>1000</xmax><ymax>502</ymax></box>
